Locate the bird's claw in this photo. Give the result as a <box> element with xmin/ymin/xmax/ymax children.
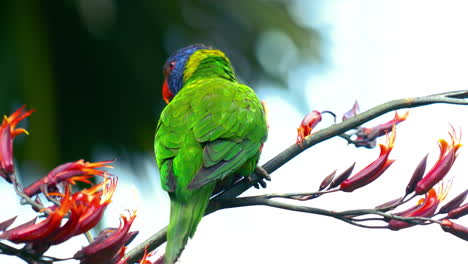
<box><xmin>247</xmin><ymin>166</ymin><xmax>271</xmax><ymax>189</ymax></box>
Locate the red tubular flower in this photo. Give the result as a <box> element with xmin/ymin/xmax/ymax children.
<box><xmin>340</xmin><ymin>128</ymin><xmax>396</xmax><ymax>192</ymax></box>
<box><xmin>0</xmin><ymin>105</ymin><xmax>34</xmax><ymax>183</ymax></box>
<box><xmin>440</xmin><ymin>219</ymin><xmax>468</xmax><ymax>241</ymax></box>
<box><xmin>388</xmin><ymin>188</ymin><xmax>445</xmax><ymax>230</ymax></box>
<box><xmin>0</xmin><ymin>188</ymin><xmax>72</xmax><ymax>243</ymax></box>
<box><xmin>23</xmin><ymin>159</ymin><xmax>113</xmax><ymax>197</ymax></box>
<box><xmin>74</xmin><ymin>211</ymin><xmax>137</xmax><ymax>264</ymax></box>
<box><xmin>415</xmin><ymin>128</ymin><xmax>462</xmax><ymax>195</ymax></box>
<box><xmin>296</xmin><ymin>110</ymin><xmax>322</xmax><ymax>147</ymax></box>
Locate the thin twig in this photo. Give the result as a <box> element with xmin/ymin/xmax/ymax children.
<box><xmin>215</xmin><ymin>196</ymin><xmax>443</xmax><ymax>226</ymax></box>
<box><xmin>12</xmin><ymin>178</ymin><xmax>46</xmax><ymax>213</ymax></box>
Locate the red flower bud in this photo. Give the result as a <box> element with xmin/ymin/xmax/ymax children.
<box><xmin>440</xmin><ymin>219</ymin><xmax>468</xmax><ymax>241</ymax></box>
<box><xmin>375</xmin><ymin>197</ymin><xmax>402</xmax><ymax>210</ymax></box>
<box><xmin>319</xmin><ymin>170</ymin><xmax>336</xmax><ymax>191</ymax></box>
<box><xmin>447</xmin><ymin>203</ymin><xmax>468</xmax><ymax>219</ymax></box>
<box><xmin>329</xmin><ymin>162</ymin><xmax>355</xmax><ymax>189</ymax></box>
<box><xmin>405</xmin><ymin>154</ymin><xmax>428</xmax><ymax>195</ymax></box>
<box><xmin>438</xmin><ymin>189</ymin><xmax>468</xmax><ymax>214</ymax></box>
<box><xmin>0</xmin><ymin>216</ymin><xmax>17</xmax><ymax>231</ymax></box>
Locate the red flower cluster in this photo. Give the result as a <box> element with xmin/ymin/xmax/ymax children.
<box><xmin>0</xmin><ymin>174</ymin><xmax>118</xmax><ymax>253</ymax></box>
<box><xmin>0</xmin><ymin>105</ymin><xmax>34</xmax><ymax>183</ymax></box>
<box><xmin>0</xmin><ymin>106</ymin><xmax>144</xmax><ymax>263</ymax></box>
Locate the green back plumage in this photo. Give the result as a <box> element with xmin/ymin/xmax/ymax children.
<box><xmin>155</xmin><ymin>48</ymin><xmax>268</xmax><ymax>263</ymax></box>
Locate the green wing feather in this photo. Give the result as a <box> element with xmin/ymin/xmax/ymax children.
<box><xmin>156</xmin><ymin>79</ymin><xmax>267</xmax><ymax>192</ymax></box>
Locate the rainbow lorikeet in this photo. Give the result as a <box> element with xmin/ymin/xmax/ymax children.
<box><xmin>154</xmin><ymin>44</ymin><xmax>268</xmax><ymax>263</ymax></box>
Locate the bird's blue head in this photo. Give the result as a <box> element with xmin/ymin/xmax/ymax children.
<box><xmin>162</xmin><ymin>44</ymin><xmax>211</xmax><ymax>103</ymax></box>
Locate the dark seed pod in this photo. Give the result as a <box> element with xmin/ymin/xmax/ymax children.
<box><xmin>447</xmin><ymin>203</ymin><xmax>468</xmax><ymax>219</ymax></box>
<box><xmin>438</xmin><ymin>189</ymin><xmax>468</xmax><ymax>214</ymax></box>
<box><xmin>375</xmin><ymin>197</ymin><xmax>402</xmax><ymax>211</ymax></box>
<box><xmin>329</xmin><ymin>162</ymin><xmax>355</xmax><ymax>189</ymax></box>
<box><xmin>405</xmin><ymin>154</ymin><xmax>428</xmax><ymax>195</ymax></box>
<box><xmin>0</xmin><ymin>216</ymin><xmax>17</xmax><ymax>231</ymax></box>
<box><xmin>319</xmin><ymin>170</ymin><xmax>336</xmax><ymax>191</ymax></box>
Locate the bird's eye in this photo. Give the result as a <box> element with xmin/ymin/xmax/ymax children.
<box><xmin>169</xmin><ymin>61</ymin><xmax>176</xmax><ymax>71</ymax></box>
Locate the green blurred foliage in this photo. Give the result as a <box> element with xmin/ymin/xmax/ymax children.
<box><xmin>0</xmin><ymin>0</ymin><xmax>321</xmax><ymax>174</ymax></box>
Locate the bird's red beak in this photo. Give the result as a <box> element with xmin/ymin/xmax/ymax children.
<box><xmin>162</xmin><ymin>79</ymin><xmax>174</xmax><ymax>104</ymax></box>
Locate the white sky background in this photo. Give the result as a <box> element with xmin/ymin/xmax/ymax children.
<box><xmin>1</xmin><ymin>1</ymin><xmax>468</xmax><ymax>263</ymax></box>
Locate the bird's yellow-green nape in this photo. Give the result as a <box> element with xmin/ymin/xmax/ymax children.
<box><xmin>183</xmin><ymin>49</ymin><xmax>236</xmax><ymax>83</ymax></box>
<box><xmin>162</xmin><ymin>44</ymin><xmax>236</xmax><ymax>104</ymax></box>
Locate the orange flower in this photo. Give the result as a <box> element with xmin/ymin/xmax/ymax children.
<box><xmin>0</xmin><ymin>105</ymin><xmax>34</xmax><ymax>183</ymax></box>
<box><xmin>296</xmin><ymin>110</ymin><xmax>322</xmax><ymax>147</ymax></box>
<box><xmin>23</xmin><ymin>159</ymin><xmax>113</xmax><ymax>197</ymax></box>
<box><xmin>138</xmin><ymin>246</ymin><xmax>159</xmax><ymax>264</ymax></box>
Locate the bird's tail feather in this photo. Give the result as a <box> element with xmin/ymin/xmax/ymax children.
<box><xmin>164</xmin><ymin>184</ymin><xmax>214</xmax><ymax>264</ymax></box>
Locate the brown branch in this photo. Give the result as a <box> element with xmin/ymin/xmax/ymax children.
<box><xmin>124</xmin><ymin>90</ymin><xmax>468</xmax><ymax>263</ymax></box>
